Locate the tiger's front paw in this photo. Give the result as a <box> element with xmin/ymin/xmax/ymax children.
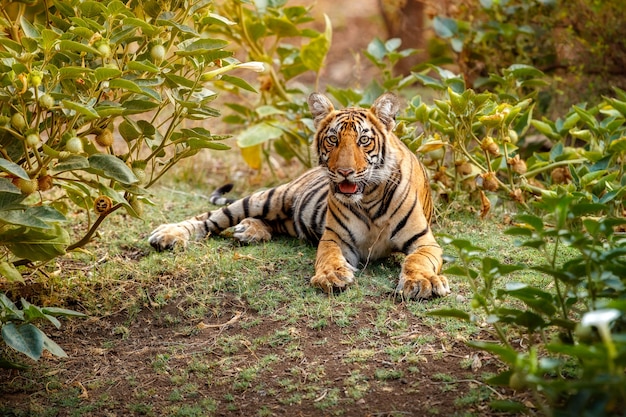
<box><xmin>396</xmin><ymin>273</ymin><xmax>450</xmax><ymax>300</ymax></box>
<box><xmin>310</xmin><ymin>263</ymin><xmax>356</xmax><ymax>293</ymax></box>
<box><xmin>232</xmin><ymin>218</ymin><xmax>272</xmax><ymax>243</ymax></box>
<box><xmin>148</xmin><ymin>223</ymin><xmax>190</xmax><ymax>251</ymax></box>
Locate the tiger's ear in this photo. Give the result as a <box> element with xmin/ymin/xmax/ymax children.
<box><xmin>371</xmin><ymin>93</ymin><xmax>400</xmax><ymax>131</ymax></box>
<box><xmin>308</xmin><ymin>93</ymin><xmax>335</xmax><ymax>128</ymax></box>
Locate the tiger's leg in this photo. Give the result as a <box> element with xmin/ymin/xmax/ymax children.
<box><xmin>310</xmin><ymin>231</ymin><xmax>357</xmax><ymax>292</ymax></box>
<box><xmin>396</xmin><ymin>233</ymin><xmax>450</xmax><ymax>299</ymax></box>
<box><xmin>149</xmin><ymin>212</ymin><xmax>211</xmax><ymax>251</ymax></box>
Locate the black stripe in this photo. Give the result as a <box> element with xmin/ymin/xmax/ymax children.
<box><xmin>391</xmin><ymin>202</ymin><xmax>415</xmax><ymax>239</ymax></box>
<box><xmin>320</xmin><ymin>229</ymin><xmax>359</xmax><ymax>263</ymax></box>
<box><xmin>373</xmin><ymin>174</ymin><xmax>400</xmax><ymax>219</ymax></box>
<box><xmin>242</xmin><ymin>196</ymin><xmax>250</xmax><ymax>218</ymax></box>
<box><xmin>329</xmin><ymin>206</ymin><xmax>357</xmax><ymax>243</ymax></box>
<box><xmin>401</xmin><ymin>226</ymin><xmax>429</xmax><ymax>254</ymax></box>
<box><xmin>221</xmin><ymin>206</ymin><xmax>234</xmax><ymax>224</ymax></box>
<box><xmin>262</xmin><ymin>188</ymin><xmax>276</xmax><ymax>218</ymax></box>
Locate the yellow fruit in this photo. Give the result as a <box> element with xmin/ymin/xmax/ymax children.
<box><xmin>11</xmin><ymin>113</ymin><xmax>26</xmax><ymax>131</ymax></box>
<box><xmin>12</xmin><ymin>177</ymin><xmax>38</xmax><ymax>195</ymax></box>
<box><xmin>93</xmin><ymin>195</ymin><xmax>112</xmax><ymax>214</ymax></box>
<box><xmin>95</xmin><ymin>129</ymin><xmax>114</xmax><ymax>147</ymax></box>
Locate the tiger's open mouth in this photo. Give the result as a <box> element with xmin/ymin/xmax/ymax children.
<box><xmin>336</xmin><ymin>180</ymin><xmax>364</xmax><ymax>195</ymax></box>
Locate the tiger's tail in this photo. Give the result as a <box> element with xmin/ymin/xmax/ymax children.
<box><xmin>209</xmin><ymin>183</ymin><xmax>236</xmax><ymax>206</ymax></box>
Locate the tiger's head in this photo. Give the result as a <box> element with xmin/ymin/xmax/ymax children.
<box><xmin>308</xmin><ymin>92</ymin><xmax>401</xmax><ymax>203</ymax></box>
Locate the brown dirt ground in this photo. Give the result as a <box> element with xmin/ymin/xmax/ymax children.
<box><xmin>2</xmin><ymin>279</ymin><xmax>513</xmax><ymax>417</ymax></box>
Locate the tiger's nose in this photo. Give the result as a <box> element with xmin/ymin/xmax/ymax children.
<box><xmin>337</xmin><ymin>168</ymin><xmax>354</xmax><ymax>178</ymax></box>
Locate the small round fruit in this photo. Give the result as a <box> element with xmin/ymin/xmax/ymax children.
<box><xmin>11</xmin><ymin>113</ymin><xmax>27</xmax><ymax>131</ymax></box>
<box><xmin>97</xmin><ymin>42</ymin><xmax>112</xmax><ymax>58</ymax></box>
<box><xmin>509</xmin><ymin>372</ymin><xmax>526</xmax><ymax>390</ymax></box>
<box><xmin>28</xmin><ymin>71</ymin><xmax>42</xmax><ymax>87</ymax></box>
<box><xmin>132</xmin><ymin>167</ymin><xmax>146</xmax><ymax>185</ymax></box>
<box><xmin>150</xmin><ymin>44</ymin><xmax>166</xmax><ymax>63</ymax></box>
<box><xmin>12</xmin><ymin>177</ymin><xmax>38</xmax><ymax>195</ymax></box>
<box><xmin>94</xmin><ymin>195</ymin><xmax>112</xmax><ymax>214</ymax></box>
<box><xmin>95</xmin><ymin>129</ymin><xmax>114</xmax><ymax>147</ymax></box>
<box><xmin>66</xmin><ymin>136</ymin><xmax>84</xmax><ymax>154</ymax></box>
<box><xmin>129</xmin><ymin>196</ymin><xmax>144</xmax><ymax>216</ymax></box>
<box><xmin>38</xmin><ymin>93</ymin><xmax>55</xmax><ymax>109</ymax></box>
<box><xmin>26</xmin><ymin>133</ymin><xmax>40</xmax><ymax>147</ymax></box>
<box><xmin>38</xmin><ymin>175</ymin><xmax>53</xmax><ymax>191</ymax></box>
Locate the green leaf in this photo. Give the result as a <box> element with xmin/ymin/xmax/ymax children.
<box><xmin>608</xmin><ymin>136</ymin><xmax>626</xmax><ymax>153</ymax></box>
<box><xmin>62</xmin><ymin>100</ymin><xmax>100</xmax><ymax>120</ymax></box>
<box><xmin>51</xmin><ymin>155</ymin><xmax>90</xmax><ymax>173</ymax></box>
<box><xmin>467</xmin><ymin>341</ymin><xmax>518</xmax><ymax>364</ymax></box>
<box><xmin>122</xmin><ymin>17</ymin><xmax>158</xmax><ymax>36</ymax></box>
<box><xmin>0</xmin><ymin>159</ymin><xmax>30</xmax><ymax>180</ymax></box>
<box><xmin>41</xmin><ymin>307</ymin><xmax>87</xmax><ymax>318</ymax></box>
<box><xmin>220</xmin><ymin>75</ymin><xmax>257</xmax><ymax>93</ymax></box>
<box><xmin>507</xmin><ymin>64</ymin><xmax>544</xmax><ymax>79</ymax></box>
<box><xmin>1</xmin><ymin>225</ymin><xmax>70</xmax><ymax>262</ymax></box>
<box><xmin>108</xmin><ymin>79</ymin><xmax>145</xmax><ymax>95</ymax></box>
<box><xmin>58</xmin><ymin>40</ymin><xmax>100</xmax><ymax>56</ymax></box>
<box><xmin>118</xmin><ymin>120</ymin><xmax>141</xmax><ymax>141</ymax></box>
<box><xmin>20</xmin><ymin>16</ymin><xmax>41</xmax><ymax>39</ymax></box>
<box><xmin>266</xmin><ymin>16</ymin><xmax>300</xmax><ymax>37</ymax></box>
<box><xmin>187</xmin><ymin>138</ymin><xmax>230</xmax><ymax>151</ymax></box>
<box><xmin>237</xmin><ymin>122</ymin><xmax>284</xmax><ymax>148</ymax></box>
<box><xmin>175</xmin><ymin>38</ymin><xmax>228</xmax><ymax>56</ymax></box>
<box><xmin>95</xmin><ymin>67</ymin><xmax>122</xmax><ymax>82</ymax></box>
<box><xmin>0</xmin><ymin>37</ymin><xmax>23</xmax><ymax>53</ymax></box>
<box><xmin>88</xmin><ymin>154</ymin><xmax>138</xmax><ymax>185</ymax></box>
<box><xmin>127</xmin><ymin>60</ymin><xmax>159</xmax><ymax>74</ymax></box>
<box><xmin>428</xmin><ymin>308</ymin><xmax>470</xmax><ymax>321</ymax></box>
<box><xmin>41</xmin><ymin>333</ymin><xmax>68</xmax><ymax>358</ymax></box>
<box><xmin>2</xmin><ymin>323</ymin><xmax>44</xmax><ymax>361</ymax></box>
<box><xmin>0</xmin><ymin>261</ymin><xmax>24</xmax><ymax>284</ymax></box>
<box><xmin>433</xmin><ymin>16</ymin><xmax>458</xmax><ymax>39</ymax></box>
<box><xmin>530</xmin><ymin>120</ymin><xmax>558</xmax><ymax>139</ymax></box>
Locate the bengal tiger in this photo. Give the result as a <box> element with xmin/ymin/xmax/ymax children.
<box><xmin>148</xmin><ymin>92</ymin><xmax>450</xmax><ymax>300</ymax></box>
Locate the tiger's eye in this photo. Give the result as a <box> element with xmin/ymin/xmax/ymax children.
<box><xmin>326</xmin><ymin>135</ymin><xmax>338</xmax><ymax>146</ymax></box>
<box><xmin>358</xmin><ymin>135</ymin><xmax>371</xmax><ymax>146</ymax></box>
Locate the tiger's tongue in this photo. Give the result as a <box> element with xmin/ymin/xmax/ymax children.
<box><xmin>338</xmin><ymin>181</ymin><xmax>358</xmax><ymax>194</ymax></box>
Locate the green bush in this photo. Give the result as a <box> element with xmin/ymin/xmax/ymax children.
<box><xmin>210</xmin><ymin>0</ymin><xmax>331</xmax><ymax>169</ymax></box>
<box><xmin>435</xmin><ymin>196</ymin><xmax>626</xmax><ymax>415</ymax></box>
<box><xmin>432</xmin><ymin>0</ymin><xmax>626</xmax><ymax>114</ymax></box>
<box><xmin>0</xmin><ymin>0</ymin><xmax>267</xmax><ymax>364</ymax></box>
<box><xmin>0</xmin><ymin>0</ymin><xmax>256</xmax><ymax>272</ymax></box>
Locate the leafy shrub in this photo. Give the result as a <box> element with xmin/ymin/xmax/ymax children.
<box><xmin>0</xmin><ymin>0</ymin><xmax>264</xmax><ymax>363</ymax></box>
<box><xmin>1</xmin><ymin>293</ymin><xmax>85</xmax><ymax>368</ymax></box>
<box><xmin>398</xmin><ymin>65</ymin><xmax>626</xmax><ymax>218</ymax></box>
<box><xmin>210</xmin><ymin>0</ymin><xmax>331</xmax><ymax>169</ymax></box>
<box><xmin>435</xmin><ymin>196</ymin><xmax>626</xmax><ymax>415</ymax></box>
<box><xmin>0</xmin><ymin>1</ymin><xmax>266</xmax><ymax>274</ymax></box>
<box><xmin>433</xmin><ymin>0</ymin><xmax>626</xmax><ymax>113</ymax></box>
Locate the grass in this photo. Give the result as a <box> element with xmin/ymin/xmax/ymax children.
<box><xmin>0</xmin><ymin>157</ymin><xmax>564</xmax><ymax>416</ymax></box>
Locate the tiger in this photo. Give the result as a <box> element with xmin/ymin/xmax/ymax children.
<box><xmin>148</xmin><ymin>92</ymin><xmax>450</xmax><ymax>300</ymax></box>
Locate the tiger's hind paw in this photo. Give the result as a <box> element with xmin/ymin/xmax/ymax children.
<box><xmin>310</xmin><ymin>264</ymin><xmax>356</xmax><ymax>293</ymax></box>
<box><xmin>396</xmin><ymin>273</ymin><xmax>450</xmax><ymax>300</ymax></box>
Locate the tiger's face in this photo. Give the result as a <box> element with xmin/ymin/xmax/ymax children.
<box><xmin>308</xmin><ymin>93</ymin><xmax>400</xmax><ymax>203</ymax></box>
